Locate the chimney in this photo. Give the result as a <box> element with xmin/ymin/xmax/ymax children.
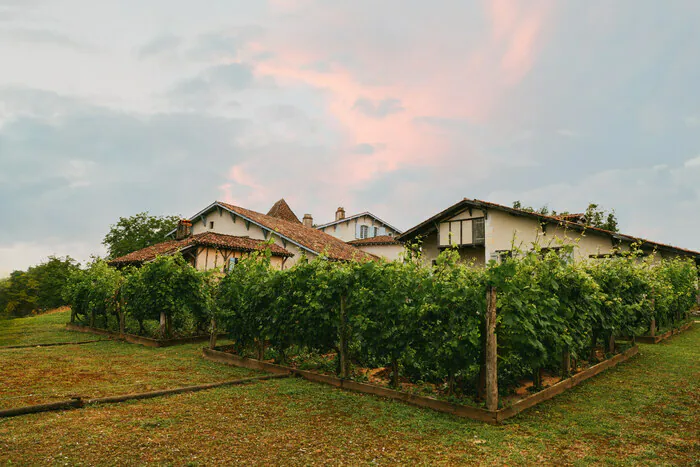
<box><xmin>303</xmin><ymin>214</ymin><xmax>313</xmax><ymax>228</ymax></box>
<box><xmin>335</xmin><ymin>207</ymin><xmax>346</xmax><ymax>221</ymax></box>
<box><xmin>175</xmin><ymin>219</ymin><xmax>193</xmax><ymax>240</ymax></box>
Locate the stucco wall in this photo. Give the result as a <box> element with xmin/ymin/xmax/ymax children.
<box><xmin>193</xmin><ymin>247</ymin><xmax>285</xmax><ymax>272</ymax></box>
<box><xmin>355</xmin><ymin>243</ymin><xmax>405</xmax><ymax>261</ymax></box>
<box><xmin>318</xmin><ymin>215</ymin><xmax>399</xmax><ymax>242</ymax></box>
<box><xmin>486</xmin><ymin>210</ymin><xmax>615</xmax><ymax>262</ymax></box>
<box><xmin>419</xmin><ymin>231</ymin><xmax>440</xmax><ymax>265</ymax></box>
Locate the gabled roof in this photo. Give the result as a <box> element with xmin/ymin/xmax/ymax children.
<box><xmin>399</xmin><ymin>198</ymin><xmax>700</xmax><ymax>260</ymax></box>
<box><xmin>108</xmin><ymin>232</ymin><xmax>293</xmax><ymax>266</ymax></box>
<box><xmin>266</xmin><ymin>198</ymin><xmax>302</xmax><ymax>224</ymax></box>
<box><xmin>194</xmin><ymin>201</ymin><xmax>374</xmax><ymax>261</ymax></box>
<box><xmin>315</xmin><ymin>211</ymin><xmax>402</xmax><ymax>234</ymax></box>
<box><xmin>347</xmin><ymin>236</ymin><xmax>403</xmax><ymax>247</ymax></box>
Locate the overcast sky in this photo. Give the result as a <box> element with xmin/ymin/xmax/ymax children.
<box><xmin>1</xmin><ymin>0</ymin><xmax>700</xmax><ymax>275</ymax></box>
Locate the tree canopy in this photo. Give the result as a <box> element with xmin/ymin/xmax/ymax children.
<box><xmin>102</xmin><ymin>212</ymin><xmax>180</xmax><ymax>259</ymax></box>
<box><xmin>512</xmin><ymin>201</ymin><xmax>619</xmax><ymax>232</ymax></box>
<box><xmin>0</xmin><ymin>256</ymin><xmax>80</xmax><ymax>318</ymax></box>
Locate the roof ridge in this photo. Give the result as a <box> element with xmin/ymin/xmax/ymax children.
<box><xmin>215</xmin><ymin>201</ymin><xmax>373</xmax><ymax>261</ymax></box>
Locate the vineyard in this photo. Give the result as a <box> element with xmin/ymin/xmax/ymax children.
<box><xmin>65</xmin><ymin>243</ymin><xmax>698</xmax><ymax>412</ymax></box>
<box><xmin>64</xmin><ymin>256</ymin><xmax>214</xmax><ymax>340</ymax></box>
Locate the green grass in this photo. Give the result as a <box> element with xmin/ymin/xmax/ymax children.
<box><xmin>0</xmin><ymin>311</ymin><xmax>257</xmax><ymax>409</ymax></box>
<box><xmin>0</xmin><ymin>309</ymin><xmax>104</xmax><ymax>347</ymax></box>
<box><xmin>0</xmin><ymin>314</ymin><xmax>698</xmax><ymax>465</ymax></box>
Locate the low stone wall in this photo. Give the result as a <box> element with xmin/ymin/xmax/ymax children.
<box><xmin>202</xmin><ymin>345</ymin><xmax>639</xmax><ymax>424</ymax></box>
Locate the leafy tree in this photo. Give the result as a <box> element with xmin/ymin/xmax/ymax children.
<box><xmin>103</xmin><ymin>212</ymin><xmax>180</xmax><ymax>259</ymax></box>
<box><xmin>584</xmin><ymin>203</ymin><xmax>619</xmax><ymax>232</ymax></box>
<box><xmin>0</xmin><ymin>256</ymin><xmax>80</xmax><ymax>318</ymax></box>
<box><xmin>512</xmin><ymin>201</ymin><xmax>619</xmax><ymax>232</ymax></box>
<box><xmin>32</xmin><ymin>256</ymin><xmax>80</xmax><ymax>310</ymax></box>
<box><xmin>1</xmin><ymin>270</ymin><xmax>38</xmax><ymax>317</ymax></box>
<box><xmin>512</xmin><ymin>200</ymin><xmax>550</xmax><ymax>215</ymax></box>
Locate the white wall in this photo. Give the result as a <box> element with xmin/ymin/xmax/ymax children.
<box><xmin>354</xmin><ymin>243</ymin><xmax>405</xmax><ymax>261</ymax></box>
<box><xmin>319</xmin><ymin>215</ymin><xmax>399</xmax><ymax>242</ymax></box>
<box><xmin>485</xmin><ymin>209</ymin><xmax>615</xmax><ymax>262</ymax></box>
<box><xmin>191</xmin><ymin>207</ymin><xmax>315</xmax><ymax>267</ymax></box>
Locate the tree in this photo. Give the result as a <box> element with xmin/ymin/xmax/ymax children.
<box><xmin>512</xmin><ymin>201</ymin><xmax>619</xmax><ymax>232</ymax></box>
<box><xmin>31</xmin><ymin>256</ymin><xmax>80</xmax><ymax>310</ymax></box>
<box><xmin>584</xmin><ymin>203</ymin><xmax>619</xmax><ymax>232</ymax></box>
<box><xmin>0</xmin><ymin>256</ymin><xmax>80</xmax><ymax>318</ymax></box>
<box><xmin>512</xmin><ymin>200</ymin><xmax>550</xmax><ymax>215</ymax></box>
<box><xmin>102</xmin><ymin>212</ymin><xmax>180</xmax><ymax>259</ymax></box>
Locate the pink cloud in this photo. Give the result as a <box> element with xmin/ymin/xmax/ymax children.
<box><xmin>232</xmin><ymin>0</ymin><xmax>555</xmax><ymax>206</ymax></box>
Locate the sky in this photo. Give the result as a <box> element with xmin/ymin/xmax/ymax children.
<box><xmin>1</xmin><ymin>0</ymin><xmax>700</xmax><ymax>275</ymax></box>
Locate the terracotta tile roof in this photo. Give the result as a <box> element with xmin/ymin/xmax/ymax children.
<box><xmin>216</xmin><ymin>201</ymin><xmax>374</xmax><ymax>261</ymax></box>
<box><xmin>399</xmin><ymin>198</ymin><xmax>700</xmax><ymax>259</ymax></box>
<box><xmin>554</xmin><ymin>213</ymin><xmax>587</xmax><ymax>223</ymax></box>
<box><xmin>108</xmin><ymin>232</ymin><xmax>293</xmax><ymax>266</ymax></box>
<box><xmin>347</xmin><ymin>235</ymin><xmax>402</xmax><ymax>246</ymax></box>
<box><xmin>266</xmin><ymin>198</ymin><xmax>302</xmax><ymax>224</ymax></box>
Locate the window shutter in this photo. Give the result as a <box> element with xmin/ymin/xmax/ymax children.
<box><xmin>355</xmin><ymin>223</ymin><xmax>362</xmax><ymax>239</ymax></box>
<box><xmin>378</xmin><ymin>227</ymin><xmax>386</xmax><ymax>236</ymax></box>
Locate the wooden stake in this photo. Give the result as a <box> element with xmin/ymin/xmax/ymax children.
<box><xmin>562</xmin><ymin>349</ymin><xmax>571</xmax><ymax>377</ymax></box>
<box><xmin>339</xmin><ymin>295</ymin><xmax>349</xmax><ymax>379</ymax></box>
<box><xmin>159</xmin><ymin>312</ymin><xmax>166</xmax><ymax>339</ymax></box>
<box><xmin>485</xmin><ymin>286</ymin><xmax>498</xmax><ymax>411</ymax></box>
<box><xmin>608</xmin><ymin>334</ymin><xmax>615</xmax><ymax>354</ymax></box>
<box><xmin>209</xmin><ymin>317</ymin><xmax>217</xmax><ymax>349</ymax></box>
<box><xmin>650</xmin><ymin>318</ymin><xmax>656</xmax><ymax>337</ymax></box>
<box><xmin>118</xmin><ymin>309</ymin><xmax>125</xmax><ymax>338</ymax></box>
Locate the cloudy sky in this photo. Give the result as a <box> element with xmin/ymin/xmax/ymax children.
<box><xmin>1</xmin><ymin>0</ymin><xmax>699</xmax><ymax>274</ymax></box>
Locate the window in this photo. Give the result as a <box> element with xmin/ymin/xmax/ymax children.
<box><xmin>227</xmin><ymin>257</ymin><xmax>239</xmax><ymax>272</ymax></box>
<box><xmin>491</xmin><ymin>250</ymin><xmax>512</xmax><ymax>264</ymax></box>
<box><xmin>209</xmin><ymin>221</ymin><xmax>215</xmax><ymax>229</ymax></box>
<box><xmin>360</xmin><ymin>225</ymin><xmax>369</xmax><ymax>239</ymax></box>
<box><xmin>472</xmin><ymin>218</ymin><xmax>485</xmax><ymax>244</ymax></box>
<box><xmin>373</xmin><ymin>226</ymin><xmax>378</xmax><ymax>237</ymax></box>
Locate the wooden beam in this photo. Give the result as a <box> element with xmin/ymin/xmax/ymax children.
<box><xmin>485</xmin><ymin>286</ymin><xmax>498</xmax><ymax>411</ymax></box>
<box><xmin>230</xmin><ymin>212</ymin><xmax>237</xmax><ymax>223</ymax></box>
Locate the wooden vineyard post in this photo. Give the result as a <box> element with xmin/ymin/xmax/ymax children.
<box><xmin>339</xmin><ymin>295</ymin><xmax>350</xmax><ymax>379</ymax></box>
<box><xmin>159</xmin><ymin>312</ymin><xmax>166</xmax><ymax>339</ymax></box>
<box><xmin>485</xmin><ymin>286</ymin><xmax>498</xmax><ymax>412</ymax></box>
<box><xmin>650</xmin><ymin>298</ymin><xmax>656</xmax><ymax>337</ymax></box>
<box><xmin>608</xmin><ymin>334</ymin><xmax>615</xmax><ymax>354</ymax></box>
<box><xmin>118</xmin><ymin>309</ymin><xmax>125</xmax><ymax>338</ymax></box>
<box><xmin>562</xmin><ymin>348</ymin><xmax>571</xmax><ymax>377</ymax></box>
<box><xmin>209</xmin><ymin>317</ymin><xmax>217</xmax><ymax>349</ymax></box>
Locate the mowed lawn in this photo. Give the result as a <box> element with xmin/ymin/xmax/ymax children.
<box><xmin>0</xmin><ymin>312</ymin><xmax>698</xmax><ymax>466</ymax></box>
<box><xmin>0</xmin><ymin>309</ymin><xmax>106</xmax><ymax>347</ymax></box>
<box><xmin>0</xmin><ymin>311</ymin><xmax>257</xmax><ymax>409</ymax></box>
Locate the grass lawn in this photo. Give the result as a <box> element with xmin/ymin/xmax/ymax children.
<box><xmin>0</xmin><ymin>308</ymin><xmax>107</xmax><ymax>347</ymax></box>
<box><xmin>0</xmin><ymin>313</ymin><xmax>698</xmax><ymax>465</ymax></box>
<box><xmin>0</xmin><ymin>311</ymin><xmax>257</xmax><ymax>409</ymax></box>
